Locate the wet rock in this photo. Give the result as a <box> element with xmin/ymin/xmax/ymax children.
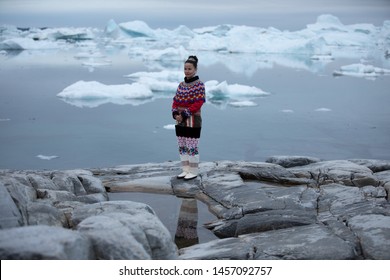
<box><xmin>171</xmin><ymin>176</ymin><xmax>201</xmax><ymax>198</ymax></box>
<box><xmin>266</xmin><ymin>155</ymin><xmax>321</xmax><ymax>168</ymax></box>
<box><xmin>208</xmin><ymin>209</ymin><xmax>317</xmax><ymax>238</ymax></box>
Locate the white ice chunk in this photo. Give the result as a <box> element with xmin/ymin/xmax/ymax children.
<box><xmin>163</xmin><ymin>124</ymin><xmax>176</xmax><ymax>130</ymax></box>
<box><xmin>118</xmin><ymin>20</ymin><xmax>155</xmax><ymax>37</ymax></box>
<box><xmin>0</xmin><ymin>38</ymin><xmax>59</xmax><ymax>50</ymax></box>
<box><xmin>81</xmin><ymin>60</ymin><xmax>112</xmax><ymax>67</ymax></box>
<box><xmin>36</xmin><ymin>155</ymin><xmax>59</xmax><ymax>160</ymax></box>
<box><xmin>205</xmin><ymin>80</ymin><xmax>269</xmax><ymax>98</ymax></box>
<box><xmin>333</xmin><ymin>63</ymin><xmax>390</xmax><ymax>79</ymax></box>
<box><xmin>315</xmin><ymin>108</ymin><xmax>332</xmax><ymax>112</ymax></box>
<box><xmin>57</xmin><ymin>80</ymin><xmax>153</xmax><ymax>107</ymax></box>
<box><xmin>229</xmin><ymin>100</ymin><xmax>258</xmax><ymax>107</ymax></box>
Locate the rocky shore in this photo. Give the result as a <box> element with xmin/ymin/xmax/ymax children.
<box><xmin>1</xmin><ymin>156</ymin><xmax>390</xmax><ymax>260</ymax></box>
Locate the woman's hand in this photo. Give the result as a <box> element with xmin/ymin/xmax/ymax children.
<box><xmin>175</xmin><ymin>115</ymin><xmax>183</xmax><ymax>123</ymax></box>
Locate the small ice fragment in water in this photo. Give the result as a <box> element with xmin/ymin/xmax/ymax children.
<box><xmin>36</xmin><ymin>155</ymin><xmax>59</xmax><ymax>160</ymax></box>
<box><xmin>315</xmin><ymin>108</ymin><xmax>332</xmax><ymax>112</ymax></box>
<box><xmin>163</xmin><ymin>124</ymin><xmax>176</xmax><ymax>130</ymax></box>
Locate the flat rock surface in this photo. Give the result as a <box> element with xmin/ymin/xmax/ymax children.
<box><xmin>1</xmin><ymin>158</ymin><xmax>389</xmax><ymax>259</ymax></box>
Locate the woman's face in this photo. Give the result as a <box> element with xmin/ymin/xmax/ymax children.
<box><xmin>184</xmin><ymin>63</ymin><xmax>196</xmax><ymax>78</ymax></box>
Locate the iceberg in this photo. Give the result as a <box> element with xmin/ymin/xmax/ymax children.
<box><xmin>57</xmin><ymin>80</ymin><xmax>154</xmax><ymax>108</ymax></box>
<box><xmin>333</xmin><ymin>63</ymin><xmax>390</xmax><ymax>79</ymax></box>
<box><xmin>2</xmin><ymin>14</ymin><xmax>390</xmax><ymax>109</ymax></box>
<box><xmin>0</xmin><ymin>37</ymin><xmax>60</xmax><ymax>50</ymax></box>
<box><xmin>58</xmin><ymin>70</ymin><xmax>270</xmax><ymax>108</ymax></box>
<box><xmin>205</xmin><ymin>80</ymin><xmax>269</xmax><ymax>98</ymax></box>
<box><xmin>118</xmin><ymin>20</ymin><xmax>156</xmax><ymax>38</ymax></box>
<box><xmin>1</xmin><ymin>14</ymin><xmax>389</xmax><ymax>75</ymax></box>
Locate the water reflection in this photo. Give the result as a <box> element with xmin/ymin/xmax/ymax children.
<box><xmin>175</xmin><ymin>198</ymin><xmax>199</xmax><ymax>249</ymax></box>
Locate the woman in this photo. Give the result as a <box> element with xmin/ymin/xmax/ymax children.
<box><xmin>172</xmin><ymin>55</ymin><xmax>206</xmax><ymax>180</ymax></box>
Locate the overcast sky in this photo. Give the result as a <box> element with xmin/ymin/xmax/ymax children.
<box><xmin>0</xmin><ymin>0</ymin><xmax>389</xmax><ymax>29</ymax></box>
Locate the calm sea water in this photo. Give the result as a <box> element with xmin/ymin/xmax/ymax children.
<box><xmin>0</xmin><ymin>49</ymin><xmax>390</xmax><ymax>170</ymax></box>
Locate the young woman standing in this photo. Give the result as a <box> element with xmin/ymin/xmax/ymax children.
<box><xmin>172</xmin><ymin>56</ymin><xmax>206</xmax><ymax>180</ymax></box>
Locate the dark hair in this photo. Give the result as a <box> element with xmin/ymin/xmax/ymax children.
<box><xmin>185</xmin><ymin>55</ymin><xmax>198</xmax><ymax>68</ymax></box>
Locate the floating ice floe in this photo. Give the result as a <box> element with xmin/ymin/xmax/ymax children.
<box><xmin>74</xmin><ymin>51</ymin><xmax>106</xmax><ymax>59</ymax></box>
<box><xmin>229</xmin><ymin>101</ymin><xmax>258</xmax><ymax>107</ymax></box>
<box><xmin>126</xmin><ymin>70</ymin><xmax>270</xmax><ymax>108</ymax></box>
<box><xmin>57</xmin><ymin>80</ymin><xmax>153</xmax><ymax>108</ymax></box>
<box><xmin>58</xmin><ymin>70</ymin><xmax>269</xmax><ymax>109</ymax></box>
<box><xmin>205</xmin><ymin>80</ymin><xmax>269</xmax><ymax>97</ymax></box>
<box><xmin>315</xmin><ymin>108</ymin><xmax>332</xmax><ymax>112</ymax></box>
<box><xmin>163</xmin><ymin>124</ymin><xmax>176</xmax><ymax>130</ymax></box>
<box><xmin>333</xmin><ymin>63</ymin><xmax>390</xmax><ymax>79</ymax></box>
<box><xmin>81</xmin><ymin>60</ymin><xmax>112</xmax><ymax>67</ymax></box>
<box><xmin>36</xmin><ymin>155</ymin><xmax>59</xmax><ymax>160</ymax></box>
<box><xmin>281</xmin><ymin>109</ymin><xmax>294</xmax><ymax>113</ymax></box>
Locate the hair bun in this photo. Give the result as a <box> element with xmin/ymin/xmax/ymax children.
<box><xmin>188</xmin><ymin>55</ymin><xmax>198</xmax><ymax>62</ymax></box>
<box><xmin>185</xmin><ymin>55</ymin><xmax>198</xmax><ymax>67</ymax></box>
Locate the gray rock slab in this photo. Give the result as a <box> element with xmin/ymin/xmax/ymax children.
<box><xmin>0</xmin><ymin>183</ymin><xmax>23</xmax><ymax>229</ymax></box>
<box><xmin>26</xmin><ymin>202</ymin><xmax>67</xmax><ymax>227</ymax></box>
<box><xmin>207</xmin><ymin>209</ymin><xmax>317</xmax><ymax>238</ymax></box>
<box><xmin>77</xmin><ymin>213</ymin><xmax>153</xmax><ymax>259</ymax></box>
<box><xmin>1</xmin><ymin>176</ymin><xmax>36</xmax><ymax>225</ymax></box>
<box><xmin>180</xmin><ymin>224</ymin><xmax>356</xmax><ymax>260</ymax></box>
<box><xmin>349</xmin><ymin>159</ymin><xmax>390</xmax><ymax>173</ymax></box>
<box><xmin>179</xmin><ymin>236</ymin><xmax>254</xmax><ymax>260</ymax></box>
<box><xmin>0</xmin><ymin>225</ymin><xmax>93</xmax><ymax>259</ymax></box>
<box><xmin>347</xmin><ymin>214</ymin><xmax>390</xmax><ymax>259</ymax></box>
<box><xmin>249</xmin><ymin>224</ymin><xmax>357</xmax><ymax>260</ymax></box>
<box><xmin>289</xmin><ymin>160</ymin><xmax>379</xmax><ymax>187</ymax></box>
<box><xmin>266</xmin><ymin>155</ymin><xmax>321</xmax><ymax>168</ymax></box>
<box><xmin>171</xmin><ymin>176</ymin><xmax>201</xmax><ymax>198</ymax></box>
<box><xmin>72</xmin><ymin>201</ymin><xmax>177</xmax><ymax>259</ymax></box>
<box><xmin>77</xmin><ymin>174</ymin><xmax>106</xmax><ymax>194</ymax></box>
<box><xmin>318</xmin><ymin>184</ymin><xmax>388</xmax><ymax>221</ymax></box>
